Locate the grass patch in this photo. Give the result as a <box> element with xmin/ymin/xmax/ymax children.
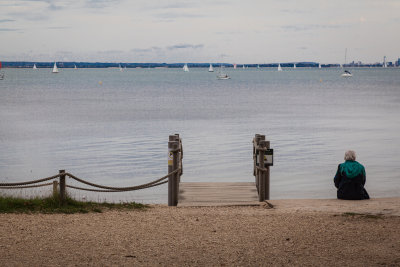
<box><xmin>342</xmin><ymin>212</ymin><xmax>384</xmax><ymax>219</ymax></box>
<box><xmin>0</xmin><ymin>194</ymin><xmax>147</xmax><ymax>214</ymax></box>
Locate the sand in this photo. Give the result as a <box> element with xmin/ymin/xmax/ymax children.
<box><xmin>1</xmin><ymin>198</ymin><xmax>399</xmax><ymax>266</ymax></box>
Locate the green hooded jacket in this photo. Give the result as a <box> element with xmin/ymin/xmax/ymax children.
<box><xmin>339</xmin><ymin>160</ymin><xmax>365</xmax><ymax>179</ymax></box>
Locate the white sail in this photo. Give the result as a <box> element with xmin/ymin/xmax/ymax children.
<box><xmin>208</xmin><ymin>64</ymin><xmax>214</xmax><ymax>72</ymax></box>
<box><xmin>119</xmin><ymin>64</ymin><xmax>123</xmax><ymax>71</ymax></box>
<box><xmin>243</xmin><ymin>65</ymin><xmax>245</xmax><ymax>69</ymax></box>
<box><xmin>52</xmin><ymin>62</ymin><xmax>59</xmax><ymax>73</ymax></box>
<box><xmin>293</xmin><ymin>63</ymin><xmax>296</xmax><ymax>69</ymax></box>
<box><xmin>33</xmin><ymin>64</ymin><xmax>37</xmax><ymax>70</ymax></box>
<box><xmin>233</xmin><ymin>64</ymin><xmax>237</xmax><ymax>69</ymax></box>
<box><xmin>183</xmin><ymin>64</ymin><xmax>189</xmax><ymax>72</ymax></box>
<box><xmin>74</xmin><ymin>64</ymin><xmax>77</xmax><ymax>70</ymax></box>
<box><xmin>277</xmin><ymin>63</ymin><xmax>282</xmax><ymax>71</ymax></box>
<box><xmin>318</xmin><ymin>63</ymin><xmax>322</xmax><ymax>69</ymax></box>
<box><xmin>257</xmin><ymin>64</ymin><xmax>260</xmax><ymax>69</ymax></box>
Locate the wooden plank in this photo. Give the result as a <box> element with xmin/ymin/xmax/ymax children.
<box><xmin>178</xmin><ymin>182</ymin><xmax>259</xmax><ymax>207</ymax></box>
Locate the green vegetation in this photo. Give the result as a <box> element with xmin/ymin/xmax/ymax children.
<box><xmin>0</xmin><ymin>194</ymin><xmax>147</xmax><ymax>214</ymax></box>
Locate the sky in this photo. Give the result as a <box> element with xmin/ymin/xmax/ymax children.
<box><xmin>0</xmin><ymin>0</ymin><xmax>399</xmax><ymax>64</ymax></box>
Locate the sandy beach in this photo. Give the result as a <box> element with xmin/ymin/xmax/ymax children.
<box><xmin>1</xmin><ymin>198</ymin><xmax>399</xmax><ymax>266</ymax></box>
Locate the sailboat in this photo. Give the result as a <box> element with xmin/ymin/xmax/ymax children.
<box><xmin>74</xmin><ymin>64</ymin><xmax>77</xmax><ymax>70</ymax></box>
<box><xmin>33</xmin><ymin>64</ymin><xmax>37</xmax><ymax>70</ymax></box>
<box><xmin>341</xmin><ymin>48</ymin><xmax>353</xmax><ymax>77</ymax></box>
<box><xmin>257</xmin><ymin>64</ymin><xmax>260</xmax><ymax>69</ymax></box>
<box><xmin>119</xmin><ymin>64</ymin><xmax>123</xmax><ymax>71</ymax></box>
<box><xmin>52</xmin><ymin>62</ymin><xmax>59</xmax><ymax>73</ymax></box>
<box><xmin>233</xmin><ymin>64</ymin><xmax>237</xmax><ymax>69</ymax></box>
<box><xmin>217</xmin><ymin>65</ymin><xmax>230</xmax><ymax>80</ymax></box>
<box><xmin>277</xmin><ymin>63</ymin><xmax>282</xmax><ymax>71</ymax></box>
<box><xmin>183</xmin><ymin>63</ymin><xmax>189</xmax><ymax>72</ymax></box>
<box><xmin>293</xmin><ymin>63</ymin><xmax>296</xmax><ymax>69</ymax></box>
<box><xmin>243</xmin><ymin>64</ymin><xmax>245</xmax><ymax>69</ymax></box>
<box><xmin>318</xmin><ymin>63</ymin><xmax>322</xmax><ymax>69</ymax></box>
<box><xmin>208</xmin><ymin>64</ymin><xmax>214</xmax><ymax>72</ymax></box>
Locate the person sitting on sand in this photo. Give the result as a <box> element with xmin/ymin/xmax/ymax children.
<box><xmin>334</xmin><ymin>150</ymin><xmax>370</xmax><ymax>200</ymax></box>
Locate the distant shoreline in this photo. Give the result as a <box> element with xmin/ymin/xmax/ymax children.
<box><xmin>2</xmin><ymin>61</ymin><xmax>398</xmax><ymax>69</ymax></box>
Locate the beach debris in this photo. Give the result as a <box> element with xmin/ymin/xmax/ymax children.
<box><xmin>262</xmin><ymin>201</ymin><xmax>274</xmax><ymax>209</ymax></box>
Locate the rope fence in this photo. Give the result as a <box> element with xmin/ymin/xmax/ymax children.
<box><xmin>0</xmin><ymin>134</ymin><xmax>184</xmax><ymax>206</ymax></box>
<box><xmin>0</xmin><ymin>174</ymin><xmax>61</xmax><ymax>187</ymax></box>
<box><xmin>0</xmin><ymin>182</ymin><xmax>54</xmax><ymax>189</ymax></box>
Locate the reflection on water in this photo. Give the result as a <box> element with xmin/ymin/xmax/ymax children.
<box><xmin>1</xmin><ymin>68</ymin><xmax>400</xmax><ymax>203</ymax></box>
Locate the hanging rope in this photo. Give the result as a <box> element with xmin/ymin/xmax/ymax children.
<box><xmin>0</xmin><ymin>174</ymin><xmax>61</xmax><ymax>186</ymax></box>
<box><xmin>65</xmin><ymin>168</ymin><xmax>180</xmax><ymax>191</ymax></box>
<box><xmin>66</xmin><ymin>180</ymin><xmax>168</xmax><ymax>192</ymax></box>
<box><xmin>0</xmin><ymin>182</ymin><xmax>54</xmax><ymax>189</ymax></box>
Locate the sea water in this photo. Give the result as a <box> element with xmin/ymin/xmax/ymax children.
<box><xmin>1</xmin><ymin>67</ymin><xmax>399</xmax><ymax>203</ymax></box>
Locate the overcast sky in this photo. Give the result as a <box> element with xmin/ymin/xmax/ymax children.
<box><xmin>1</xmin><ymin>0</ymin><xmax>399</xmax><ymax>63</ymax></box>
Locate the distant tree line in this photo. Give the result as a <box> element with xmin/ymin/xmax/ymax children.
<box><xmin>1</xmin><ymin>61</ymin><xmax>394</xmax><ymax>68</ymax></box>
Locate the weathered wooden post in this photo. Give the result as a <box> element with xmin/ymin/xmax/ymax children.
<box><xmin>253</xmin><ymin>134</ymin><xmax>260</xmax><ymax>177</ymax></box>
<box><xmin>59</xmin><ymin>170</ymin><xmax>66</xmax><ymax>205</ymax></box>
<box><xmin>258</xmin><ymin>141</ymin><xmax>266</xmax><ymax>201</ymax></box>
<box><xmin>265</xmin><ymin>140</ymin><xmax>271</xmax><ymax>200</ymax></box>
<box><xmin>172</xmin><ymin>141</ymin><xmax>179</xmax><ymax>205</ymax></box>
<box><xmin>52</xmin><ymin>180</ymin><xmax>59</xmax><ymax>197</ymax></box>
<box><xmin>254</xmin><ymin>134</ymin><xmax>265</xmax><ymax>190</ymax></box>
<box><xmin>168</xmin><ymin>136</ymin><xmax>179</xmax><ymax>206</ymax></box>
<box><xmin>176</xmin><ymin>133</ymin><xmax>183</xmax><ymax>177</ymax></box>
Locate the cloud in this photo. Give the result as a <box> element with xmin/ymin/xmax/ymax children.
<box><xmin>281</xmin><ymin>24</ymin><xmax>345</xmax><ymax>32</ymax></box>
<box><xmin>167</xmin><ymin>44</ymin><xmax>204</xmax><ymax>50</ymax></box>
<box><xmin>160</xmin><ymin>3</ymin><xmax>194</xmax><ymax>9</ymax></box>
<box><xmin>48</xmin><ymin>3</ymin><xmax>64</xmax><ymax>10</ymax></box>
<box><xmin>47</xmin><ymin>26</ymin><xmax>70</xmax><ymax>30</ymax></box>
<box><xmin>85</xmin><ymin>0</ymin><xmax>121</xmax><ymax>8</ymax></box>
<box><xmin>0</xmin><ymin>19</ymin><xmax>15</xmax><ymax>23</ymax></box>
<box><xmin>280</xmin><ymin>9</ymin><xmax>310</xmax><ymax>14</ymax></box>
<box><xmin>131</xmin><ymin>47</ymin><xmax>161</xmax><ymax>53</ymax></box>
<box><xmin>0</xmin><ymin>28</ymin><xmax>19</xmax><ymax>31</ymax></box>
<box><xmin>97</xmin><ymin>50</ymin><xmax>125</xmax><ymax>54</ymax></box>
<box><xmin>153</xmin><ymin>10</ymin><xmax>209</xmax><ymax>22</ymax></box>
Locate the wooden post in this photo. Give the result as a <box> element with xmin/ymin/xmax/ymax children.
<box><xmin>253</xmin><ymin>134</ymin><xmax>260</xmax><ymax>177</ymax></box>
<box><xmin>59</xmin><ymin>170</ymin><xmax>66</xmax><ymax>205</ymax></box>
<box><xmin>175</xmin><ymin>133</ymin><xmax>183</xmax><ymax>177</ymax></box>
<box><xmin>168</xmin><ymin>138</ymin><xmax>179</xmax><ymax>206</ymax></box>
<box><xmin>52</xmin><ymin>180</ymin><xmax>58</xmax><ymax>197</ymax></box>
<box><xmin>172</xmin><ymin>141</ymin><xmax>179</xmax><ymax>206</ymax></box>
<box><xmin>265</xmin><ymin>140</ymin><xmax>270</xmax><ymax>200</ymax></box>
<box><xmin>258</xmin><ymin>141</ymin><xmax>266</xmax><ymax>202</ymax></box>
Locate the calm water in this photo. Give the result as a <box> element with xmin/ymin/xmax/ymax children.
<box><xmin>1</xmin><ymin>67</ymin><xmax>399</xmax><ymax>203</ymax></box>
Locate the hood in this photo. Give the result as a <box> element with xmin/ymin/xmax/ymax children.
<box><xmin>340</xmin><ymin>161</ymin><xmax>365</xmax><ymax>179</ymax></box>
